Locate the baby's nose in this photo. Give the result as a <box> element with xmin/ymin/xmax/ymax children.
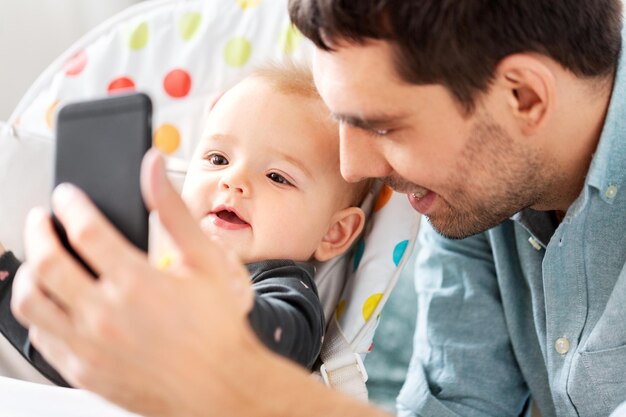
<box><xmin>221</xmin><ymin>182</ymin><xmax>245</xmax><ymax>194</ymax></box>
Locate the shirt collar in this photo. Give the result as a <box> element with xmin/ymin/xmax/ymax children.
<box><xmin>586</xmin><ymin>26</ymin><xmax>626</xmax><ymax>205</ymax></box>
<box><xmin>511</xmin><ymin>209</ymin><xmax>558</xmax><ymax>248</ymax></box>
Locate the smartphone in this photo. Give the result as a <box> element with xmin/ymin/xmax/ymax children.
<box><xmin>54</xmin><ymin>93</ymin><xmax>152</xmax><ymax>275</ymax></box>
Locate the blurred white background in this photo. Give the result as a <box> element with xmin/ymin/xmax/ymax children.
<box><xmin>0</xmin><ymin>0</ymin><xmax>142</xmax><ymax>120</ymax></box>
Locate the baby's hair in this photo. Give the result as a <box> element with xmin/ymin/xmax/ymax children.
<box><xmin>249</xmin><ymin>60</ymin><xmax>319</xmax><ymax>99</ymax></box>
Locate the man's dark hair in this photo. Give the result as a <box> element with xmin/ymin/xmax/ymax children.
<box><xmin>289</xmin><ymin>0</ymin><xmax>623</xmax><ymax>112</ymax></box>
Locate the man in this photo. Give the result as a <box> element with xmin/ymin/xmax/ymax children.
<box><xmin>289</xmin><ymin>1</ymin><xmax>626</xmax><ymax>416</ymax></box>
<box><xmin>10</xmin><ymin>1</ymin><xmax>626</xmax><ymax>417</ymax></box>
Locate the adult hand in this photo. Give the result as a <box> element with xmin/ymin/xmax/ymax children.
<box><xmin>11</xmin><ymin>149</ymin><xmax>259</xmax><ymax>416</ymax></box>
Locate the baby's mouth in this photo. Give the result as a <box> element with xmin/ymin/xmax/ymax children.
<box><xmin>214</xmin><ymin>209</ymin><xmax>249</xmax><ymax>225</ymax></box>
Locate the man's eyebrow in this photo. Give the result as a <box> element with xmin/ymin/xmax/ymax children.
<box><xmin>330</xmin><ymin>112</ymin><xmax>408</xmax><ymax>130</ymax></box>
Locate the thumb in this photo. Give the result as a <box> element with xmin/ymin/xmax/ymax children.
<box><xmin>140</xmin><ymin>149</ymin><xmax>227</xmax><ymax>270</ymax></box>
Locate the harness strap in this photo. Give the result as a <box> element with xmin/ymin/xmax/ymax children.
<box><xmin>318</xmin><ymin>317</ymin><xmax>369</xmax><ymax>401</ymax></box>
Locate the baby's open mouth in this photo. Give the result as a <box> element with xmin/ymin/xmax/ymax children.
<box><xmin>214</xmin><ymin>209</ymin><xmax>248</xmax><ymax>225</ymax></box>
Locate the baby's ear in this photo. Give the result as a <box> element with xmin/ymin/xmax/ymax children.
<box><xmin>313</xmin><ymin>207</ymin><xmax>366</xmax><ymax>262</ymax></box>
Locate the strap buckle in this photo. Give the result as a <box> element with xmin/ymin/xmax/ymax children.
<box><xmin>319</xmin><ymin>353</ymin><xmax>369</xmax><ymax>386</ymax></box>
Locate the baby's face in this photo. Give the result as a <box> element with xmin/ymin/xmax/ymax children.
<box><xmin>181</xmin><ymin>77</ymin><xmax>352</xmax><ymax>263</ymax></box>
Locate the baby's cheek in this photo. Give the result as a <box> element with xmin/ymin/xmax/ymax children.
<box><xmin>180</xmin><ymin>189</ymin><xmax>201</xmax><ymax>216</ymax></box>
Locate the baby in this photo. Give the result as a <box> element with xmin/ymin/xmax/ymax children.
<box><xmin>180</xmin><ymin>63</ymin><xmax>369</xmax><ymax>367</ymax></box>
<box><xmin>0</xmin><ymin>62</ymin><xmax>369</xmax><ymax>384</ymax></box>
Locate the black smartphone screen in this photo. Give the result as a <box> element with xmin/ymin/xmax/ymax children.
<box><xmin>54</xmin><ymin>93</ymin><xmax>152</xmax><ymax>269</ymax></box>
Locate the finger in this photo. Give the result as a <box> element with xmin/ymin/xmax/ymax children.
<box><xmin>23</xmin><ymin>207</ymin><xmax>97</xmax><ymax>313</ymax></box>
<box><xmin>141</xmin><ymin>149</ymin><xmax>229</xmax><ymax>269</ymax></box>
<box><xmin>29</xmin><ymin>326</ymin><xmax>71</xmax><ymax>366</ymax></box>
<box><xmin>11</xmin><ymin>264</ymin><xmax>73</xmax><ymax>337</ymax></box>
<box><xmin>207</xmin><ymin>235</ymin><xmax>254</xmax><ymax>313</ymax></box>
<box><xmin>51</xmin><ymin>183</ymin><xmax>144</xmax><ymax>277</ymax></box>
<box><xmin>28</xmin><ymin>326</ymin><xmax>84</xmax><ymax>387</ymax></box>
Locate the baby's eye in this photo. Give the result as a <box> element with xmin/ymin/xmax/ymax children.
<box><xmin>267</xmin><ymin>172</ymin><xmax>293</xmax><ymax>186</ymax></box>
<box><xmin>206</xmin><ymin>153</ymin><xmax>228</xmax><ymax>166</ymax></box>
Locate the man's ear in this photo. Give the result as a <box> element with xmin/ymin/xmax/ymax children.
<box><xmin>495</xmin><ymin>54</ymin><xmax>555</xmax><ymax>135</ymax></box>
<box><xmin>313</xmin><ymin>207</ymin><xmax>366</xmax><ymax>262</ymax></box>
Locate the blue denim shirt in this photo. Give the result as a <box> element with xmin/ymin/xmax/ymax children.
<box><xmin>398</xmin><ymin>32</ymin><xmax>626</xmax><ymax>417</ymax></box>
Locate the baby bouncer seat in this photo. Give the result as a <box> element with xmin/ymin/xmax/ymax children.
<box><xmin>0</xmin><ymin>0</ymin><xmax>420</xmax><ymax>413</ymax></box>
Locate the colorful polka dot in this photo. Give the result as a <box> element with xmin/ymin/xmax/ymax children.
<box><xmin>335</xmin><ymin>299</ymin><xmax>346</xmax><ymax>321</ymax></box>
<box><xmin>393</xmin><ymin>240</ymin><xmax>409</xmax><ymax>266</ymax></box>
<box><xmin>0</xmin><ymin>271</ymin><xmax>8</xmax><ymax>281</ymax></box>
<box><xmin>154</xmin><ymin>123</ymin><xmax>181</xmax><ymax>155</ymax></box>
<box><xmin>64</xmin><ymin>50</ymin><xmax>87</xmax><ymax>77</ymax></box>
<box><xmin>362</xmin><ymin>293</ymin><xmax>383</xmax><ymax>321</ymax></box>
<box><xmin>274</xmin><ymin>327</ymin><xmax>282</xmax><ymax>343</ymax></box>
<box><xmin>163</xmin><ymin>68</ymin><xmax>192</xmax><ymax>98</ymax></box>
<box><xmin>128</xmin><ymin>22</ymin><xmax>149</xmax><ymax>50</ymax></box>
<box><xmin>236</xmin><ymin>0</ymin><xmax>262</xmax><ymax>9</ymax></box>
<box><xmin>178</xmin><ymin>12</ymin><xmax>202</xmax><ymax>41</ymax></box>
<box><xmin>107</xmin><ymin>76</ymin><xmax>136</xmax><ymax>93</ymax></box>
<box><xmin>352</xmin><ymin>238</ymin><xmax>365</xmax><ymax>272</ymax></box>
<box><xmin>374</xmin><ymin>185</ymin><xmax>393</xmax><ymax>212</ymax></box>
<box><xmin>279</xmin><ymin>24</ymin><xmax>302</xmax><ymax>54</ymax></box>
<box><xmin>45</xmin><ymin>100</ymin><xmax>61</xmax><ymax>130</ymax></box>
<box><xmin>224</xmin><ymin>37</ymin><xmax>252</xmax><ymax>67</ymax></box>
<box><xmin>368</xmin><ymin>342</ymin><xmax>374</xmax><ymax>353</ymax></box>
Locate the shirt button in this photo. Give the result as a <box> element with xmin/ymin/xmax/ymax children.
<box><xmin>605</xmin><ymin>185</ymin><xmax>618</xmax><ymax>199</ymax></box>
<box><xmin>528</xmin><ymin>236</ymin><xmax>542</xmax><ymax>251</ymax></box>
<box><xmin>555</xmin><ymin>337</ymin><xmax>570</xmax><ymax>355</ymax></box>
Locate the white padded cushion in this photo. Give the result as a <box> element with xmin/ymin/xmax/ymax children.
<box><xmin>0</xmin><ymin>0</ymin><xmax>420</xmax><ymax>356</ymax></box>
<box><xmin>0</xmin><ymin>124</ymin><xmax>52</xmax><ymax>259</ymax></box>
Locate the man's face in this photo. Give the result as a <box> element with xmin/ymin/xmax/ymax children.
<box><xmin>182</xmin><ymin>77</ymin><xmax>354</xmax><ymax>262</ymax></box>
<box><xmin>313</xmin><ymin>40</ymin><xmax>560</xmax><ymax>239</ymax></box>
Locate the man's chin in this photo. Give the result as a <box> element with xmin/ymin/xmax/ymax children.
<box><xmin>426</xmin><ymin>214</ymin><xmax>506</xmax><ymax>240</ymax></box>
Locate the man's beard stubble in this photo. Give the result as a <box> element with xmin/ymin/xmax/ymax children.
<box><xmin>386</xmin><ymin>114</ymin><xmax>560</xmax><ymax>240</ymax></box>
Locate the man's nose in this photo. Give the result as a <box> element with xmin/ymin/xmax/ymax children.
<box><xmin>339</xmin><ymin>124</ymin><xmax>392</xmax><ymax>182</ymax></box>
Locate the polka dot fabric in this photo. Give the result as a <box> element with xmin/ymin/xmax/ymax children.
<box><xmin>11</xmin><ymin>0</ymin><xmax>314</xmax><ymax>162</ymax></box>
<box><xmin>335</xmin><ymin>183</ymin><xmax>420</xmax><ymax>355</ymax></box>
<box><xmin>3</xmin><ymin>0</ymin><xmax>421</xmax><ymax>388</ymax></box>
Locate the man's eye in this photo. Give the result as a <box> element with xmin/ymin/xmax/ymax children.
<box><xmin>365</xmin><ymin>127</ymin><xmax>390</xmax><ymax>137</ymax></box>
<box><xmin>373</xmin><ymin>128</ymin><xmax>389</xmax><ymax>136</ymax></box>
<box><xmin>206</xmin><ymin>153</ymin><xmax>228</xmax><ymax>165</ymax></box>
<box><xmin>267</xmin><ymin>172</ymin><xmax>292</xmax><ymax>186</ymax></box>
<box><xmin>339</xmin><ymin>119</ymin><xmax>390</xmax><ymax>137</ymax></box>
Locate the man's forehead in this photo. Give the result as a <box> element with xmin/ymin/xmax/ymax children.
<box><xmin>313</xmin><ymin>43</ymin><xmax>406</xmax><ymax>105</ymax></box>
<box><xmin>313</xmin><ymin>39</ymin><xmax>395</xmax><ymax>73</ymax></box>
<box><xmin>313</xmin><ymin>49</ymin><xmax>411</xmax><ymax>125</ymax></box>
